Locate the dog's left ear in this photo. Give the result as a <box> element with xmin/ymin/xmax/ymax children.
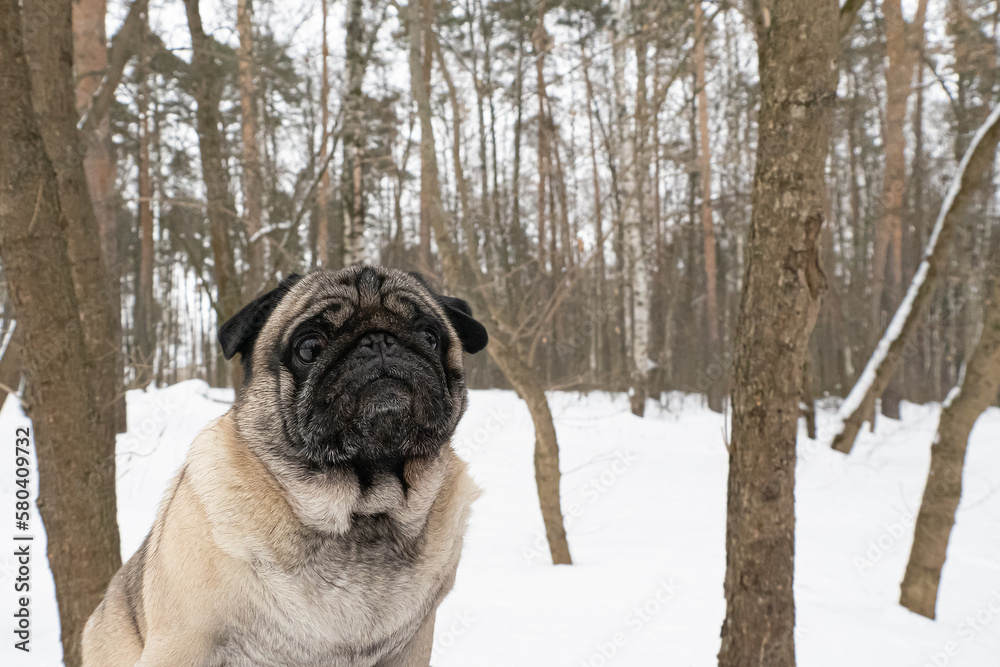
<box><xmin>219</xmin><ymin>273</ymin><xmax>303</xmax><ymax>361</ymax></box>
<box><xmin>434</xmin><ymin>293</ymin><xmax>489</xmax><ymax>354</ymax></box>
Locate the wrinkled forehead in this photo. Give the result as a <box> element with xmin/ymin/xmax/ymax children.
<box><xmin>258</xmin><ymin>266</ymin><xmax>448</xmax><ymax>348</ymax></box>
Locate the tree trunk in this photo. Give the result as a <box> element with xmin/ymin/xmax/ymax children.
<box><xmin>533</xmin><ymin>2</ymin><xmax>550</xmax><ymax>274</ymax></box>
<box><xmin>870</xmin><ymin>0</ymin><xmax>929</xmax><ymax>419</ymax></box>
<box><xmin>695</xmin><ymin>0</ymin><xmax>722</xmax><ymax>412</ymax></box>
<box><xmin>489</xmin><ymin>338</ymin><xmax>573</xmax><ymax>565</ymax></box>
<box><xmin>582</xmin><ymin>45</ymin><xmax>605</xmax><ymax>383</ymax></box>
<box><xmin>316</xmin><ymin>0</ymin><xmax>331</xmax><ymax>268</ymax></box>
<box><xmin>416</xmin><ymin>0</ymin><xmax>433</xmax><ymax>271</ymax></box>
<box><xmin>0</xmin><ymin>3</ymin><xmax>122</xmax><ymax>665</ymax></box>
<box><xmin>718</xmin><ymin>2</ymin><xmax>838</xmax><ymax>666</ymax></box>
<box><xmin>237</xmin><ymin>0</ymin><xmax>265</xmax><ymax>296</ymax></box>
<box><xmin>184</xmin><ymin>0</ymin><xmax>243</xmax><ymax>387</ymax></box>
<box><xmin>342</xmin><ymin>0</ymin><xmax>367</xmax><ymax>267</ymax></box>
<box><xmin>73</xmin><ymin>0</ymin><xmax>126</xmax><ymax>432</ymax></box>
<box><xmin>611</xmin><ymin>0</ymin><xmax>649</xmax><ymax>416</ymax></box>
<box><xmin>900</xmin><ymin>271</ymin><xmax>1000</xmax><ymax>619</ymax></box>
<box><xmin>135</xmin><ymin>18</ymin><xmax>156</xmax><ymax>388</ymax></box>
<box><xmin>832</xmin><ymin>105</ymin><xmax>1000</xmax><ymax>454</ymax></box>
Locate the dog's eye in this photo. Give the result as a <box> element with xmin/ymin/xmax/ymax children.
<box><xmin>294</xmin><ymin>334</ymin><xmax>327</xmax><ymax>363</ymax></box>
<box><xmin>421</xmin><ymin>330</ymin><xmax>439</xmax><ymax>351</ymax></box>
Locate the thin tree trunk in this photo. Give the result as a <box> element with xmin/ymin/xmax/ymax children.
<box><xmin>718</xmin><ymin>2</ymin><xmax>838</xmax><ymax>666</ymax></box>
<box><xmin>342</xmin><ymin>0</ymin><xmax>367</xmax><ymax>267</ymax></box>
<box><xmin>135</xmin><ymin>18</ymin><xmax>155</xmax><ymax>388</ymax></box>
<box><xmin>316</xmin><ymin>0</ymin><xmax>331</xmax><ymax>268</ymax></box>
<box><xmin>533</xmin><ymin>2</ymin><xmax>550</xmax><ymax>274</ymax></box>
<box><xmin>184</xmin><ymin>0</ymin><xmax>243</xmax><ymax>387</ymax></box>
<box><xmin>237</xmin><ymin>0</ymin><xmax>265</xmax><ymax>296</ymax></box>
<box><xmin>695</xmin><ymin>0</ymin><xmax>721</xmax><ymax>412</ymax></box>
<box><xmin>0</xmin><ymin>3</ymin><xmax>122</xmax><ymax>665</ymax></box>
<box><xmin>73</xmin><ymin>0</ymin><xmax>126</xmax><ymax>431</ymax></box>
<box><xmin>899</xmin><ymin>271</ymin><xmax>1000</xmax><ymax>619</ymax></box>
<box><xmin>832</xmin><ymin>105</ymin><xmax>1000</xmax><ymax>454</ymax></box>
<box><xmin>871</xmin><ymin>0</ymin><xmax>929</xmax><ymax>419</ymax></box>
<box><xmin>436</xmin><ymin>44</ymin><xmax>478</xmax><ymax>263</ymax></box>
<box><xmin>417</xmin><ymin>0</ymin><xmax>433</xmax><ymax>271</ymax></box>
<box><xmin>611</xmin><ymin>0</ymin><xmax>650</xmax><ymax>416</ymax></box>
<box><xmin>582</xmin><ymin>45</ymin><xmax>605</xmax><ymax>383</ymax></box>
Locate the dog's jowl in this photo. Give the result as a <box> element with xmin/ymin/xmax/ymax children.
<box><xmin>82</xmin><ymin>266</ymin><xmax>488</xmax><ymax>667</ymax></box>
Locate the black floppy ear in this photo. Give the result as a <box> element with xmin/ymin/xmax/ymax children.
<box><xmin>407</xmin><ymin>271</ymin><xmax>488</xmax><ymax>353</ymax></box>
<box><xmin>218</xmin><ymin>273</ymin><xmax>303</xmax><ymax>361</ymax></box>
<box><xmin>434</xmin><ymin>294</ymin><xmax>489</xmax><ymax>354</ymax></box>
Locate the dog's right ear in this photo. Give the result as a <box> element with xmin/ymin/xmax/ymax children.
<box><xmin>219</xmin><ymin>274</ymin><xmax>303</xmax><ymax>361</ymax></box>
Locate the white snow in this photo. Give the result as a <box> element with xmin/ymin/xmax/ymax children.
<box><xmin>2</xmin><ymin>383</ymin><xmax>999</xmax><ymax>666</ymax></box>
<box><xmin>832</xmin><ymin>102</ymin><xmax>1000</xmax><ymax>439</ymax></box>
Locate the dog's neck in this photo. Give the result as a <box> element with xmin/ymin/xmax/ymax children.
<box><xmin>266</xmin><ymin>453</ymin><xmax>450</xmax><ymax>537</ymax></box>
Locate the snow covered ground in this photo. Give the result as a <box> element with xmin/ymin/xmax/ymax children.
<box><xmin>2</xmin><ymin>381</ymin><xmax>999</xmax><ymax>666</ymax></box>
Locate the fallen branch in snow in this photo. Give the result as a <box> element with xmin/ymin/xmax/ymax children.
<box><xmin>830</xmin><ymin>102</ymin><xmax>1000</xmax><ymax>454</ymax></box>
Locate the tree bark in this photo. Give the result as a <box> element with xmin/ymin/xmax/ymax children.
<box><xmin>0</xmin><ymin>3</ymin><xmax>122</xmax><ymax>665</ymax></box>
<box><xmin>900</xmin><ymin>271</ymin><xmax>1000</xmax><ymax>619</ymax></box>
<box><xmin>237</xmin><ymin>0</ymin><xmax>265</xmax><ymax>296</ymax></box>
<box><xmin>718</xmin><ymin>2</ymin><xmax>838</xmax><ymax>666</ymax></box>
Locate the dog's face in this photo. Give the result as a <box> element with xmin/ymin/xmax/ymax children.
<box><xmin>218</xmin><ymin>267</ymin><xmax>487</xmax><ymax>479</ymax></box>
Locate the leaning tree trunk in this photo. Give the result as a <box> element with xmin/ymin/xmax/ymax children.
<box><xmin>832</xmin><ymin>104</ymin><xmax>1000</xmax><ymax>454</ymax></box>
<box><xmin>405</xmin><ymin>0</ymin><xmax>571</xmax><ymax>564</ymax></box>
<box><xmin>899</xmin><ymin>271</ymin><xmax>1000</xmax><ymax>619</ymax></box>
<box><xmin>718</xmin><ymin>2</ymin><xmax>838</xmax><ymax>666</ymax></box>
<box><xmin>0</xmin><ymin>2</ymin><xmax>122</xmax><ymax>665</ymax></box>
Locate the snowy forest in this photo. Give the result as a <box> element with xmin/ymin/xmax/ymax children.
<box><xmin>1</xmin><ymin>0</ymin><xmax>999</xmax><ymax>665</ymax></box>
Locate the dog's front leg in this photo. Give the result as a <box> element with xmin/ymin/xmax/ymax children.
<box><xmin>133</xmin><ymin>634</ymin><xmax>219</xmax><ymax>667</ymax></box>
<box><xmin>375</xmin><ymin>613</ymin><xmax>436</xmax><ymax>667</ymax></box>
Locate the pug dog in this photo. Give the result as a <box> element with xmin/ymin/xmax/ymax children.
<box><xmin>82</xmin><ymin>266</ymin><xmax>488</xmax><ymax>667</ymax></box>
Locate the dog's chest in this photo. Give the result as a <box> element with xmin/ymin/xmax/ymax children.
<box><xmin>217</xmin><ymin>533</ymin><xmax>448</xmax><ymax>667</ymax></box>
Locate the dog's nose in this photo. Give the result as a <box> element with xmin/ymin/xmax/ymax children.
<box><xmin>357</xmin><ymin>331</ymin><xmax>397</xmax><ymax>356</ymax></box>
